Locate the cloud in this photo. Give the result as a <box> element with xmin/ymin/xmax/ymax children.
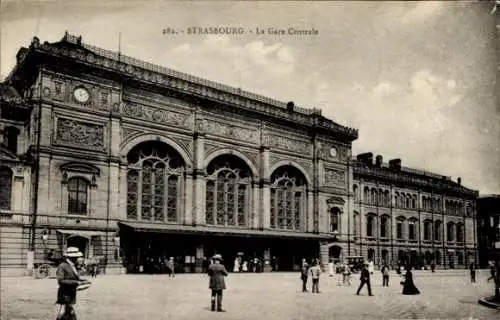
<box><xmin>163</xmin><ymin>36</ymin><xmax>296</xmax><ymax>90</ymax></box>
<box><xmin>401</xmin><ymin>2</ymin><xmax>445</xmax><ymax>25</ymax></box>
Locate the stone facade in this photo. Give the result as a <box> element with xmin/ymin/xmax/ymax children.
<box><xmin>351</xmin><ymin>154</ymin><xmax>478</xmax><ymax>270</ymax></box>
<box><xmin>0</xmin><ymin>34</ymin><xmax>478</xmax><ymax>276</ymax></box>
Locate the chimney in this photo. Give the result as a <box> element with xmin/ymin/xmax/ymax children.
<box><xmin>388</xmin><ymin>158</ymin><xmax>401</xmax><ymax>170</ymax></box>
<box><xmin>286</xmin><ymin>101</ymin><xmax>295</xmax><ymax>111</ymax></box>
<box><xmin>375</xmin><ymin>155</ymin><xmax>383</xmax><ymax>168</ymax></box>
<box><xmin>356</xmin><ymin>152</ymin><xmax>373</xmax><ymax>165</ymax></box>
<box><xmin>457</xmin><ymin>177</ymin><xmax>461</xmax><ymax>185</ymax></box>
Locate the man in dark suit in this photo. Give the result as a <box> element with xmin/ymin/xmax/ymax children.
<box><xmin>356</xmin><ymin>263</ymin><xmax>373</xmax><ymax>296</ymax></box>
<box><xmin>55</xmin><ymin>247</ymin><xmax>91</xmax><ymax>320</ymax></box>
<box><xmin>207</xmin><ymin>254</ymin><xmax>229</xmax><ymax>312</ymax></box>
<box><xmin>300</xmin><ymin>259</ymin><xmax>309</xmax><ymax>292</ymax></box>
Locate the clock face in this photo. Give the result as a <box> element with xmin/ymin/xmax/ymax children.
<box><xmin>73</xmin><ymin>87</ymin><xmax>90</xmax><ymax>103</ymax></box>
<box><xmin>329</xmin><ymin>147</ymin><xmax>338</xmax><ymax>157</ymax></box>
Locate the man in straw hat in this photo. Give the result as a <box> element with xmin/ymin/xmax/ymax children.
<box><xmin>55</xmin><ymin>247</ymin><xmax>91</xmax><ymax>320</ymax></box>
<box><xmin>207</xmin><ymin>254</ymin><xmax>229</xmax><ymax>312</ymax></box>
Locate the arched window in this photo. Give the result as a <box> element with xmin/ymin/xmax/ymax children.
<box><xmin>0</xmin><ymin>167</ymin><xmax>13</xmax><ymax>210</ymax></box>
<box><xmin>412</xmin><ymin>195</ymin><xmax>417</xmax><ymax>209</ymax></box>
<box><xmin>330</xmin><ymin>207</ymin><xmax>341</xmax><ymax>233</ymax></box>
<box><xmin>68</xmin><ymin>177</ymin><xmax>89</xmax><ymax>215</ymax></box>
<box><xmin>405</xmin><ymin>195</ymin><xmax>410</xmax><ymax>209</ymax></box>
<box><xmin>394</xmin><ymin>193</ymin><xmax>399</xmax><ymax>208</ymax></box>
<box><xmin>396</xmin><ymin>219</ymin><xmax>404</xmax><ymax>239</ymax></box>
<box><xmin>456</xmin><ymin>223</ymin><xmax>464</xmax><ymax>243</ymax></box>
<box><xmin>368</xmin><ymin>248</ymin><xmax>375</xmax><ymax>261</ymax></box>
<box><xmin>3</xmin><ymin>126</ymin><xmax>19</xmax><ymax>154</ymax></box>
<box><xmin>370</xmin><ymin>189</ymin><xmax>377</xmax><ymax>205</ymax></box>
<box><xmin>423</xmin><ymin>220</ymin><xmax>432</xmax><ymax>241</ymax></box>
<box><xmin>380</xmin><ymin>215</ymin><xmax>389</xmax><ymax>238</ymax></box>
<box><xmin>384</xmin><ymin>190</ymin><xmax>390</xmax><ymax>207</ymax></box>
<box><xmin>434</xmin><ymin>220</ymin><xmax>441</xmax><ymax>241</ymax></box>
<box><xmin>378</xmin><ymin>189</ymin><xmax>384</xmax><ymax>207</ymax></box>
<box><xmin>447</xmin><ymin>222</ymin><xmax>455</xmax><ymax>242</ymax></box>
<box><xmin>270</xmin><ymin>166</ymin><xmax>306</xmax><ymax>231</ymax></box>
<box><xmin>126</xmin><ymin>141</ymin><xmax>184</xmax><ymax>222</ymax></box>
<box><xmin>408</xmin><ymin>219</ymin><xmax>416</xmax><ymax>240</ymax></box>
<box><xmin>366</xmin><ymin>215</ymin><xmax>375</xmax><ymax>237</ymax></box>
<box><xmin>206</xmin><ymin>155</ymin><xmax>251</xmax><ymax>227</ymax></box>
<box><xmin>353</xmin><ymin>185</ymin><xmax>358</xmax><ymax>201</ymax></box>
<box><xmin>353</xmin><ymin>211</ymin><xmax>359</xmax><ymax>237</ymax></box>
<box><xmin>363</xmin><ymin>187</ymin><xmax>369</xmax><ymax>203</ymax></box>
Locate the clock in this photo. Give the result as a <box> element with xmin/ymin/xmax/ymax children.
<box><xmin>329</xmin><ymin>147</ymin><xmax>338</xmax><ymax>157</ymax></box>
<box><xmin>73</xmin><ymin>87</ymin><xmax>90</xmax><ymax>103</ymax></box>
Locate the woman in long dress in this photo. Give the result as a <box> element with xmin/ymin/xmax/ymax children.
<box><xmin>402</xmin><ymin>267</ymin><xmax>420</xmax><ymax>295</ymax></box>
<box><xmin>328</xmin><ymin>260</ymin><xmax>334</xmax><ymax>277</ymax></box>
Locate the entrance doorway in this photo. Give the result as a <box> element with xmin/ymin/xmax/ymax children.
<box><xmin>66</xmin><ymin>235</ymin><xmax>88</xmax><ymax>258</ymax></box>
<box><xmin>329</xmin><ymin>245</ymin><xmax>342</xmax><ymax>263</ymax></box>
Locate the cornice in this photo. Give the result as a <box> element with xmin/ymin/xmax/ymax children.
<box><xmin>16</xmin><ymin>34</ymin><xmax>358</xmax><ymax>141</ymax></box>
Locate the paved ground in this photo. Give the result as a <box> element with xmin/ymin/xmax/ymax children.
<box><xmin>1</xmin><ymin>270</ymin><xmax>499</xmax><ymax>320</ymax></box>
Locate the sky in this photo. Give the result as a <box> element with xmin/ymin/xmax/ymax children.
<box><xmin>1</xmin><ymin>0</ymin><xmax>499</xmax><ymax>195</ymax></box>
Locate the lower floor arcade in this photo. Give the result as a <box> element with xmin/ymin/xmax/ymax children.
<box><xmin>117</xmin><ymin>222</ymin><xmax>323</xmax><ymax>273</ymax></box>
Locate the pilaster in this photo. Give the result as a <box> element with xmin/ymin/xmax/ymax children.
<box><xmin>184</xmin><ymin>173</ymin><xmax>194</xmax><ymax>225</ymax></box>
<box><xmin>40</xmin><ymin>104</ymin><xmax>52</xmax><ymax>146</ymax></box>
<box><xmin>37</xmin><ymin>155</ymin><xmax>51</xmax><ymax>215</ymax></box>
<box><xmin>118</xmin><ymin>165</ymin><xmax>128</xmax><ymax>220</ymax></box>
<box><xmin>193</xmin><ymin>133</ymin><xmax>206</xmax><ymax>225</ymax></box>
<box><xmin>260</xmin><ymin>147</ymin><xmax>270</xmax><ymax>229</ymax></box>
<box><xmin>108</xmin><ymin>162</ymin><xmax>120</xmax><ymax>220</ymax></box>
<box><xmin>307</xmin><ymin>191</ymin><xmax>314</xmax><ymax>232</ymax></box>
<box><xmin>252</xmin><ymin>182</ymin><xmax>259</xmax><ymax>229</ymax></box>
<box><xmin>110</xmin><ymin>116</ymin><xmax>121</xmax><ymax>157</ymax></box>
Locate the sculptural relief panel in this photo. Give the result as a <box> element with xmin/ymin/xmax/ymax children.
<box><xmin>324</xmin><ymin>168</ymin><xmax>346</xmax><ymax>187</ymax></box>
<box><xmin>200</xmin><ymin>119</ymin><xmax>259</xmax><ymax>144</ymax></box>
<box><xmin>123</xmin><ymin>103</ymin><xmax>194</xmax><ymax>130</ymax></box>
<box><xmin>263</xmin><ymin>133</ymin><xmax>310</xmax><ymax>155</ymax></box>
<box><xmin>54</xmin><ymin>117</ymin><xmax>106</xmax><ymax>151</ymax></box>
<box><xmin>318</xmin><ymin>141</ymin><xmax>349</xmax><ymax>162</ymax></box>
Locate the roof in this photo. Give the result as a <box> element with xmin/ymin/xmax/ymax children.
<box><xmin>10</xmin><ymin>33</ymin><xmax>358</xmax><ymax>140</ymax></box>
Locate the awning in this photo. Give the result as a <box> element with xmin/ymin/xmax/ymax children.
<box><xmin>57</xmin><ymin>229</ymin><xmax>106</xmax><ymax>239</ymax></box>
<box><xmin>118</xmin><ymin>222</ymin><xmax>332</xmax><ymax>240</ymax></box>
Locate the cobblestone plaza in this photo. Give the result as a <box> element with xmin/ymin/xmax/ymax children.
<box><xmin>1</xmin><ymin>271</ymin><xmax>498</xmax><ymax>320</ymax></box>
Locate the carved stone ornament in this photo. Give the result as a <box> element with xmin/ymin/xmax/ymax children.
<box><xmin>201</xmin><ymin>119</ymin><xmax>259</xmax><ymax>144</ymax></box>
<box><xmin>264</xmin><ymin>134</ymin><xmax>310</xmax><ymax>154</ymax></box>
<box><xmin>123</xmin><ymin>103</ymin><xmax>193</xmax><ymax>129</ymax></box>
<box><xmin>55</xmin><ymin>118</ymin><xmax>105</xmax><ymax>151</ymax></box>
<box><xmin>324</xmin><ymin>169</ymin><xmax>346</xmax><ymax>187</ymax></box>
<box><xmin>121</xmin><ymin>127</ymin><xmax>143</xmax><ymax>142</ymax></box>
<box><xmin>326</xmin><ymin>196</ymin><xmax>345</xmax><ymax>206</ymax></box>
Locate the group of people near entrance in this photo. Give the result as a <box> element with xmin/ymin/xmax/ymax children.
<box><xmin>55</xmin><ymin>247</ymin><xmax>424</xmax><ymax>318</ymax></box>
<box><xmin>300</xmin><ymin>258</ymin><xmax>420</xmax><ymax>296</ymax></box>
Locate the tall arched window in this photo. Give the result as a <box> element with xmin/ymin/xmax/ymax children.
<box><xmin>408</xmin><ymin>219</ymin><xmax>417</xmax><ymax>240</ymax></box>
<box><xmin>353</xmin><ymin>185</ymin><xmax>358</xmax><ymax>201</ymax></box>
<box><xmin>384</xmin><ymin>190</ymin><xmax>390</xmax><ymax>207</ymax></box>
<box><xmin>353</xmin><ymin>211</ymin><xmax>359</xmax><ymax>237</ymax></box>
<box><xmin>126</xmin><ymin>141</ymin><xmax>184</xmax><ymax>222</ymax></box>
<box><xmin>366</xmin><ymin>215</ymin><xmax>375</xmax><ymax>237</ymax></box>
<box><xmin>434</xmin><ymin>220</ymin><xmax>442</xmax><ymax>241</ymax></box>
<box><xmin>330</xmin><ymin>207</ymin><xmax>341</xmax><ymax>233</ymax></box>
<box><xmin>423</xmin><ymin>220</ymin><xmax>432</xmax><ymax>241</ymax></box>
<box><xmin>270</xmin><ymin>166</ymin><xmax>306</xmax><ymax>231</ymax></box>
<box><xmin>395</xmin><ymin>192</ymin><xmax>399</xmax><ymax>208</ymax></box>
<box><xmin>456</xmin><ymin>223</ymin><xmax>464</xmax><ymax>243</ymax></box>
<box><xmin>447</xmin><ymin>222</ymin><xmax>455</xmax><ymax>242</ymax></box>
<box><xmin>0</xmin><ymin>167</ymin><xmax>13</xmax><ymax>210</ymax></box>
<box><xmin>363</xmin><ymin>187</ymin><xmax>369</xmax><ymax>203</ymax></box>
<box><xmin>396</xmin><ymin>218</ymin><xmax>405</xmax><ymax>239</ymax></box>
<box><xmin>68</xmin><ymin>177</ymin><xmax>89</xmax><ymax>215</ymax></box>
<box><xmin>412</xmin><ymin>195</ymin><xmax>417</xmax><ymax>209</ymax></box>
<box><xmin>370</xmin><ymin>189</ymin><xmax>377</xmax><ymax>205</ymax></box>
<box><xmin>206</xmin><ymin>155</ymin><xmax>251</xmax><ymax>227</ymax></box>
<box><xmin>380</xmin><ymin>215</ymin><xmax>389</xmax><ymax>238</ymax></box>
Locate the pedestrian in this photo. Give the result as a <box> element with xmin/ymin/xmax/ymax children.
<box><xmin>368</xmin><ymin>260</ymin><xmax>374</xmax><ymax>275</ymax></box>
<box><xmin>300</xmin><ymin>259</ymin><xmax>309</xmax><ymax>292</ymax></box>
<box><xmin>242</xmin><ymin>261</ymin><xmax>248</xmax><ymax>272</ymax></box>
<box><xmin>233</xmin><ymin>258</ymin><xmax>240</xmax><ymax>273</ymax></box>
<box><xmin>309</xmin><ymin>260</ymin><xmax>321</xmax><ymax>293</ymax></box>
<box><xmin>469</xmin><ymin>262</ymin><xmax>476</xmax><ymax>283</ymax></box>
<box><xmin>55</xmin><ymin>247</ymin><xmax>91</xmax><ymax>320</ymax></box>
<box><xmin>207</xmin><ymin>254</ymin><xmax>229</xmax><ymax>312</ymax></box>
<box><xmin>328</xmin><ymin>259</ymin><xmax>334</xmax><ymax>277</ymax></box>
<box><xmin>431</xmin><ymin>262</ymin><xmax>436</xmax><ymax>273</ymax></box>
<box><xmin>166</xmin><ymin>257</ymin><xmax>175</xmax><ymax>278</ymax></box>
<box><xmin>381</xmin><ymin>263</ymin><xmax>390</xmax><ymax>287</ymax></box>
<box><xmin>401</xmin><ymin>266</ymin><xmax>420</xmax><ymax>295</ymax></box>
<box><xmin>342</xmin><ymin>263</ymin><xmax>352</xmax><ymax>286</ymax></box>
<box><xmin>356</xmin><ymin>263</ymin><xmax>373</xmax><ymax>296</ymax></box>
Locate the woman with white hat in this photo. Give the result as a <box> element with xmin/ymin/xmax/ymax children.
<box><xmin>55</xmin><ymin>246</ymin><xmax>91</xmax><ymax>320</ymax></box>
